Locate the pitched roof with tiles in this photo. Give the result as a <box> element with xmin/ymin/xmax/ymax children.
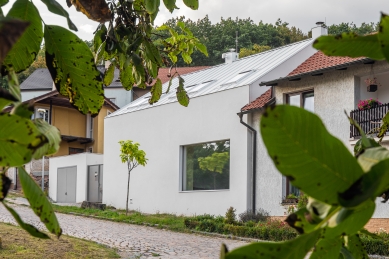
<box><xmin>287</xmin><ymin>51</ymin><xmax>366</xmax><ymax>77</ymax></box>
<box><xmin>241</xmin><ymin>88</ymin><xmax>273</xmax><ymax>112</ymax></box>
<box><xmin>20</xmin><ymin>68</ymin><xmax>53</xmax><ymax>90</ymax></box>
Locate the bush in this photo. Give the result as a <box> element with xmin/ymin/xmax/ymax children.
<box><xmin>224</xmin><ymin>207</ymin><xmax>237</xmax><ymax>225</ymax></box>
<box><xmin>239</xmin><ymin>208</ymin><xmax>269</xmax><ymax>223</ymax></box>
<box><xmin>361</xmin><ymin>232</ymin><xmax>389</xmax><ymax>256</ymax></box>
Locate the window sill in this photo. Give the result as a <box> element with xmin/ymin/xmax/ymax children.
<box><xmin>179</xmin><ymin>189</ymin><xmax>230</xmax><ymax>193</ymax></box>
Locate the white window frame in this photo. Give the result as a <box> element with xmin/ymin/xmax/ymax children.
<box><xmin>35</xmin><ymin>107</ymin><xmax>50</xmax><ymax>123</ymax></box>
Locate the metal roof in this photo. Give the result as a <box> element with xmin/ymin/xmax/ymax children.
<box><xmin>109</xmin><ymin>38</ymin><xmax>315</xmax><ymax>117</ymax></box>
<box><xmin>20</xmin><ymin>68</ymin><xmax>53</xmax><ymax>90</ymax></box>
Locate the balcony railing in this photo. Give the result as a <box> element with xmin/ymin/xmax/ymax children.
<box><xmin>350</xmin><ymin>103</ymin><xmax>389</xmax><ymax>138</ymax></box>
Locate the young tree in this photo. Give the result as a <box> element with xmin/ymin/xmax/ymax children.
<box><xmin>119</xmin><ymin>140</ymin><xmax>147</xmax><ymax>215</ymax></box>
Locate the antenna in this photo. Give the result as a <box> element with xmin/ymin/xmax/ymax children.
<box><xmin>235</xmin><ymin>31</ymin><xmax>238</xmax><ymax>53</ymax></box>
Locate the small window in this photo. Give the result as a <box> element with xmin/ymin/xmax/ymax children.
<box><xmin>182</xmin><ymin>140</ymin><xmax>230</xmax><ymax>191</ymax></box>
<box><xmin>224</xmin><ymin>70</ymin><xmax>252</xmax><ymax>84</ymax></box>
<box><xmin>35</xmin><ymin>107</ymin><xmax>50</xmax><ymax>123</ymax></box>
<box><xmin>69</xmin><ymin>148</ymin><xmax>84</xmax><ymax>155</ymax></box>
<box><xmin>108</xmin><ymin>98</ymin><xmax>116</xmax><ymax>104</ymax></box>
<box><xmin>186</xmin><ymin>80</ymin><xmax>214</xmax><ymax>93</ymax></box>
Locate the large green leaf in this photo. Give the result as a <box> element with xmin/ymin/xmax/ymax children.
<box><xmin>3</xmin><ymin>203</ymin><xmax>50</xmax><ymax>238</ymax></box>
<box><xmin>143</xmin><ymin>40</ymin><xmax>163</xmax><ymax>66</ymax></box>
<box><xmin>103</xmin><ymin>62</ymin><xmax>115</xmax><ymax>86</ymax></box>
<box><xmin>224</xmin><ymin>229</ymin><xmax>321</xmax><ymax>259</ymax></box>
<box><xmin>11</xmin><ymin>102</ymin><xmax>34</xmax><ymax>118</ymax></box>
<box><xmin>260</xmin><ymin>105</ymin><xmax>364</xmax><ymax>205</ymax></box>
<box><xmin>176</xmin><ymin>76</ymin><xmax>189</xmax><ymax>107</ymax></box>
<box><xmin>346</xmin><ymin>234</ymin><xmax>369</xmax><ymax>259</ymax></box>
<box><xmin>313</xmin><ymin>33</ymin><xmax>384</xmax><ymax>60</ymax></box>
<box><xmin>0</xmin><ymin>87</ymin><xmax>18</xmax><ymax>110</ymax></box>
<box><xmin>285</xmin><ymin>208</ymin><xmax>317</xmax><ymax>234</ymax></box>
<box><xmin>309</xmin><ymin>237</ymin><xmax>342</xmax><ymax>259</ymax></box>
<box><xmin>32</xmin><ymin>119</ymin><xmax>61</xmax><ymax>158</ymax></box>
<box><xmin>145</xmin><ymin>0</ymin><xmax>159</xmax><ymax>14</ymax></box>
<box><xmin>357</xmin><ymin>146</ymin><xmax>389</xmax><ymax>172</ymax></box>
<box><xmin>0</xmin><ymin>113</ymin><xmax>46</xmax><ymax>167</ymax></box>
<box><xmin>149</xmin><ymin>78</ymin><xmax>162</xmax><ymax>104</ymax></box>
<box><xmin>40</xmin><ymin>0</ymin><xmax>77</xmax><ymax>31</ymax></box>
<box><xmin>0</xmin><ymin>0</ymin><xmax>8</xmax><ymax>7</ymax></box>
<box><xmin>4</xmin><ymin>0</ymin><xmax>43</xmax><ymax>73</ymax></box>
<box><xmin>18</xmin><ymin>167</ymin><xmax>62</xmax><ymax>237</ymax></box>
<box><xmin>120</xmin><ymin>64</ymin><xmax>134</xmax><ymax>91</ymax></box>
<box><xmin>6</xmin><ymin>68</ymin><xmax>21</xmax><ymax>101</ymax></box>
<box><xmin>0</xmin><ymin>17</ymin><xmax>30</xmax><ymax>65</ymax></box>
<box><xmin>44</xmin><ymin>25</ymin><xmax>104</xmax><ymax>116</ymax></box>
<box><xmin>377</xmin><ymin>111</ymin><xmax>389</xmax><ymax>141</ymax></box>
<box><xmin>163</xmin><ymin>0</ymin><xmax>177</xmax><ymax>12</ymax></box>
<box><xmin>183</xmin><ymin>0</ymin><xmax>198</xmax><ymax>10</ymax></box>
<box><xmin>339</xmin><ymin>158</ymin><xmax>389</xmax><ymax>207</ymax></box>
<box><xmin>378</xmin><ymin>13</ymin><xmax>389</xmax><ymax>62</ymax></box>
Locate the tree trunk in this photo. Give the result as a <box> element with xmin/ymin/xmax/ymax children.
<box><xmin>126</xmin><ymin>170</ymin><xmax>131</xmax><ymax>216</ymax></box>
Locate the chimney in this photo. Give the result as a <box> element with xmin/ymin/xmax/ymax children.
<box><xmin>311</xmin><ymin>21</ymin><xmax>328</xmax><ymax>39</ymax></box>
<box><xmin>222</xmin><ymin>48</ymin><xmax>239</xmax><ymax>64</ymax></box>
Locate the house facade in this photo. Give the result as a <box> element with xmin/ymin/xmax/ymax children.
<box><xmin>245</xmin><ymin>51</ymin><xmax>389</xmax><ymax>231</ymax></box>
<box><xmin>103</xmin><ymin>37</ymin><xmax>319</xmax><ymax>215</ymax></box>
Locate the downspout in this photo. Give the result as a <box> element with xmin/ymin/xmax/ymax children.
<box><xmin>238</xmin><ymin>112</ymin><xmax>256</xmax><ymax>212</ymax></box>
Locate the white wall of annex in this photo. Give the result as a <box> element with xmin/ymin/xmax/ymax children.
<box><xmin>49</xmin><ymin>153</ymin><xmax>103</xmax><ymax>203</ymax></box>
<box><xmin>103</xmin><ymin>86</ymin><xmax>250</xmax><ymax>216</ymax></box>
<box><xmin>21</xmin><ymin>90</ymin><xmax>50</xmax><ymax>102</ymax></box>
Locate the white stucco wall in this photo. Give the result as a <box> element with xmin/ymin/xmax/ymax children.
<box><xmin>104</xmin><ymin>88</ymin><xmax>133</xmax><ymax>108</ymax></box>
<box><xmin>253</xmin><ymin>60</ymin><xmax>389</xmax><ymax>217</ymax></box>
<box><xmin>103</xmin><ymin>86</ymin><xmax>251</xmax><ymax>216</ymax></box>
<box><xmin>49</xmin><ymin>153</ymin><xmax>103</xmax><ymax>203</ymax></box>
<box><xmin>21</xmin><ymin>90</ymin><xmax>50</xmax><ymax>102</ymax></box>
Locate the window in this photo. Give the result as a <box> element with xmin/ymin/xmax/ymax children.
<box><xmin>35</xmin><ymin>107</ymin><xmax>50</xmax><ymax>123</ymax></box>
<box><xmin>69</xmin><ymin>148</ymin><xmax>84</xmax><ymax>155</ymax></box>
<box><xmin>182</xmin><ymin>140</ymin><xmax>230</xmax><ymax>191</ymax></box>
<box><xmin>108</xmin><ymin>98</ymin><xmax>116</xmax><ymax>104</ymax></box>
<box><xmin>223</xmin><ymin>70</ymin><xmax>252</xmax><ymax>85</ymax></box>
<box><xmin>186</xmin><ymin>80</ymin><xmax>215</xmax><ymax>94</ymax></box>
<box><xmin>284</xmin><ymin>90</ymin><xmax>314</xmax><ymax>197</ymax></box>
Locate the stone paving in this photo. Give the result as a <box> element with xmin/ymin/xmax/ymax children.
<box><xmin>0</xmin><ymin>203</ymin><xmax>247</xmax><ymax>259</ymax></box>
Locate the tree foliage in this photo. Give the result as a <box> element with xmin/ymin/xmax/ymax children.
<box><xmin>239</xmin><ymin>44</ymin><xmax>271</xmax><ymax>58</ymax></box>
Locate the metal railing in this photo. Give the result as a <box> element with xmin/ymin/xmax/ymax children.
<box><xmin>350</xmin><ymin>103</ymin><xmax>389</xmax><ymax>138</ymax></box>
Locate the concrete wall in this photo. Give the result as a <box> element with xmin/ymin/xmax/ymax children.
<box><xmin>254</xmin><ymin>60</ymin><xmax>389</xmax><ymax>217</ymax></box>
<box><xmin>103</xmin><ymin>86</ymin><xmax>251</xmax><ymax>216</ymax></box>
<box><xmin>49</xmin><ymin>153</ymin><xmax>103</xmax><ymax>203</ymax></box>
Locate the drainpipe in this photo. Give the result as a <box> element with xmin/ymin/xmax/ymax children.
<box><xmin>238</xmin><ymin>112</ymin><xmax>256</xmax><ymax>212</ymax></box>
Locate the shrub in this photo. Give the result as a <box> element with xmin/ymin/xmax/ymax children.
<box><xmin>361</xmin><ymin>232</ymin><xmax>389</xmax><ymax>256</ymax></box>
<box><xmin>239</xmin><ymin>208</ymin><xmax>269</xmax><ymax>223</ymax></box>
<box><xmin>224</xmin><ymin>207</ymin><xmax>237</xmax><ymax>225</ymax></box>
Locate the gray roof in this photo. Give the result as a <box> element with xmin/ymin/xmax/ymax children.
<box><xmin>20</xmin><ymin>68</ymin><xmax>53</xmax><ymax>90</ymax></box>
<box><xmin>110</xmin><ymin>38</ymin><xmax>314</xmax><ymax>117</ymax></box>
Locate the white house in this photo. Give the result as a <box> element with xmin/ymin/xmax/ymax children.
<box><xmin>102</xmin><ymin>31</ymin><xmax>323</xmax><ymax>215</ymax></box>
<box><xmin>248</xmin><ymin>50</ymin><xmax>389</xmax><ymax>231</ymax></box>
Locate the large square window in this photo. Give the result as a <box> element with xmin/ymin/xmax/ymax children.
<box><xmin>182</xmin><ymin>140</ymin><xmax>230</xmax><ymax>191</ymax></box>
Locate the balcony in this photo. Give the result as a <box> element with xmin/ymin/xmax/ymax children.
<box><xmin>350</xmin><ymin>103</ymin><xmax>389</xmax><ymax>138</ymax></box>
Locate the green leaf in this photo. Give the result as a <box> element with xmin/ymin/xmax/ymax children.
<box><xmin>0</xmin><ymin>174</ymin><xmax>11</xmax><ymax>201</ymax></box>
<box><xmin>260</xmin><ymin>105</ymin><xmax>364</xmax><ymax>205</ymax></box>
<box><xmin>165</xmin><ymin>75</ymin><xmax>173</xmax><ymax>93</ymax></box>
<box><xmin>357</xmin><ymin>146</ymin><xmax>389</xmax><ymax>172</ymax></box>
<box><xmin>225</xmin><ymin>229</ymin><xmax>321</xmax><ymax>259</ymax></box>
<box><xmin>149</xmin><ymin>78</ymin><xmax>162</xmax><ymax>104</ymax></box>
<box><xmin>310</xmin><ymin>236</ymin><xmax>342</xmax><ymax>259</ymax></box>
<box><xmin>176</xmin><ymin>76</ymin><xmax>189</xmax><ymax>107</ymax></box>
<box><xmin>183</xmin><ymin>0</ymin><xmax>198</xmax><ymax>10</ymax></box>
<box><xmin>163</xmin><ymin>0</ymin><xmax>178</xmax><ymax>12</ymax></box>
<box><xmin>195</xmin><ymin>42</ymin><xmax>208</xmax><ymax>56</ymax></box>
<box><xmin>40</xmin><ymin>0</ymin><xmax>77</xmax><ymax>31</ymax></box>
<box><xmin>32</xmin><ymin>119</ymin><xmax>61</xmax><ymax>158</ymax></box>
<box><xmin>18</xmin><ymin>166</ymin><xmax>62</xmax><ymax>237</ymax></box>
<box><xmin>2</xmin><ymin>203</ymin><xmax>50</xmax><ymax>238</ymax></box>
<box><xmin>0</xmin><ymin>113</ymin><xmax>47</xmax><ymax>167</ymax></box>
<box><xmin>326</xmin><ymin>200</ymin><xmax>375</xmax><ymax>238</ymax></box>
<box><xmin>145</xmin><ymin>0</ymin><xmax>159</xmax><ymax>14</ymax></box>
<box><xmin>120</xmin><ymin>64</ymin><xmax>134</xmax><ymax>91</ymax></box>
<box><xmin>103</xmin><ymin>62</ymin><xmax>115</xmax><ymax>86</ymax></box>
<box><xmin>181</xmin><ymin>52</ymin><xmax>192</xmax><ymax>63</ymax></box>
<box><xmin>44</xmin><ymin>25</ymin><xmax>104</xmax><ymax>116</ymax></box>
<box><xmin>0</xmin><ymin>0</ymin><xmax>9</xmax><ymax>7</ymax></box>
<box><xmin>144</xmin><ymin>40</ymin><xmax>163</xmax><ymax>66</ymax></box>
<box><xmin>146</xmin><ymin>59</ymin><xmax>158</xmax><ymax>78</ymax></box>
<box><xmin>346</xmin><ymin>234</ymin><xmax>369</xmax><ymax>259</ymax></box>
<box><xmin>132</xmin><ymin>61</ymin><xmax>145</xmax><ymax>86</ymax></box>
<box><xmin>378</xmin><ymin>13</ymin><xmax>389</xmax><ymax>62</ymax></box>
<box><xmin>0</xmin><ymin>17</ymin><xmax>30</xmax><ymax>65</ymax></box>
<box><xmin>354</xmin><ymin>137</ymin><xmax>380</xmax><ymax>157</ymax></box>
<box><xmin>3</xmin><ymin>0</ymin><xmax>43</xmax><ymax>73</ymax></box>
<box><xmin>0</xmin><ymin>87</ymin><xmax>18</xmax><ymax>110</ymax></box>
<box><xmin>339</xmin><ymin>158</ymin><xmax>389</xmax><ymax>207</ymax></box>
<box><xmin>285</xmin><ymin>208</ymin><xmax>317</xmax><ymax>234</ymax></box>
<box><xmin>6</xmin><ymin>68</ymin><xmax>21</xmax><ymax>101</ymax></box>
<box><xmin>313</xmin><ymin>33</ymin><xmax>384</xmax><ymax>60</ymax></box>
<box><xmin>11</xmin><ymin>103</ymin><xmax>34</xmax><ymax>118</ymax></box>
<box><xmin>377</xmin><ymin>111</ymin><xmax>389</xmax><ymax>141</ymax></box>
<box><xmin>340</xmin><ymin>247</ymin><xmax>354</xmax><ymax>259</ymax></box>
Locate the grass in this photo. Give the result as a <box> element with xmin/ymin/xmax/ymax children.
<box><xmin>0</xmin><ymin>222</ymin><xmax>120</xmax><ymax>259</ymax></box>
<box><xmin>51</xmin><ymin>205</ymin><xmax>188</xmax><ymax>232</ymax></box>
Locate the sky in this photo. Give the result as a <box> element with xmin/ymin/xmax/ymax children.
<box><xmin>2</xmin><ymin>0</ymin><xmax>389</xmax><ymax>41</ymax></box>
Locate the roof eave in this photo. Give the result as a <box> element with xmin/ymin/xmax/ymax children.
<box><xmin>238</xmin><ymin>97</ymin><xmax>276</xmax><ymax>115</ymax></box>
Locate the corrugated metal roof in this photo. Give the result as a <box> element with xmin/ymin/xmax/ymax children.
<box><xmin>20</xmin><ymin>68</ymin><xmax>53</xmax><ymax>90</ymax></box>
<box><xmin>109</xmin><ymin>38</ymin><xmax>314</xmax><ymax>118</ymax></box>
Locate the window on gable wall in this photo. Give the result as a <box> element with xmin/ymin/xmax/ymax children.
<box><xmin>35</xmin><ymin>107</ymin><xmax>50</xmax><ymax>123</ymax></box>
<box><xmin>181</xmin><ymin>140</ymin><xmax>230</xmax><ymax>191</ymax></box>
<box><xmin>284</xmin><ymin>90</ymin><xmax>314</xmax><ymax>198</ymax></box>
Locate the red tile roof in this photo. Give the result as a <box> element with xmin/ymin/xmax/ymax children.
<box><xmin>241</xmin><ymin>88</ymin><xmax>272</xmax><ymax>112</ymax></box>
<box><xmin>157</xmin><ymin>66</ymin><xmax>210</xmax><ymax>84</ymax></box>
<box><xmin>287</xmin><ymin>51</ymin><xmax>365</xmax><ymax>77</ymax></box>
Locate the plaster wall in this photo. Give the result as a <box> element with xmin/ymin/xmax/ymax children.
<box><xmin>21</xmin><ymin>90</ymin><xmax>50</xmax><ymax>102</ymax></box>
<box><xmin>49</xmin><ymin>153</ymin><xmax>103</xmax><ymax>203</ymax></box>
<box><xmin>359</xmin><ymin>71</ymin><xmax>389</xmax><ymax>104</ymax></box>
<box><xmin>103</xmin><ymin>86</ymin><xmax>250</xmax><ymax>216</ymax></box>
<box><xmin>104</xmin><ymin>88</ymin><xmax>133</xmax><ymax>108</ymax></box>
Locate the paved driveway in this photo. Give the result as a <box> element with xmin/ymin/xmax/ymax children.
<box><xmin>0</xmin><ymin>203</ymin><xmax>247</xmax><ymax>259</ymax></box>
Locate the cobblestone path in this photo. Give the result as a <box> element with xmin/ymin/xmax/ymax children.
<box><xmin>0</xmin><ymin>204</ymin><xmax>247</xmax><ymax>259</ymax></box>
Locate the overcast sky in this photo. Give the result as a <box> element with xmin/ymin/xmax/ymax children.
<box><xmin>3</xmin><ymin>0</ymin><xmax>389</xmax><ymax>40</ymax></box>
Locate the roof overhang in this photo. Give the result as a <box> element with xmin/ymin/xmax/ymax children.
<box><xmin>260</xmin><ymin>58</ymin><xmax>373</xmax><ymax>86</ymax></box>
<box><xmin>238</xmin><ymin>97</ymin><xmax>276</xmax><ymax>115</ymax></box>
<box><xmin>61</xmin><ymin>135</ymin><xmax>93</xmax><ymax>144</ymax></box>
